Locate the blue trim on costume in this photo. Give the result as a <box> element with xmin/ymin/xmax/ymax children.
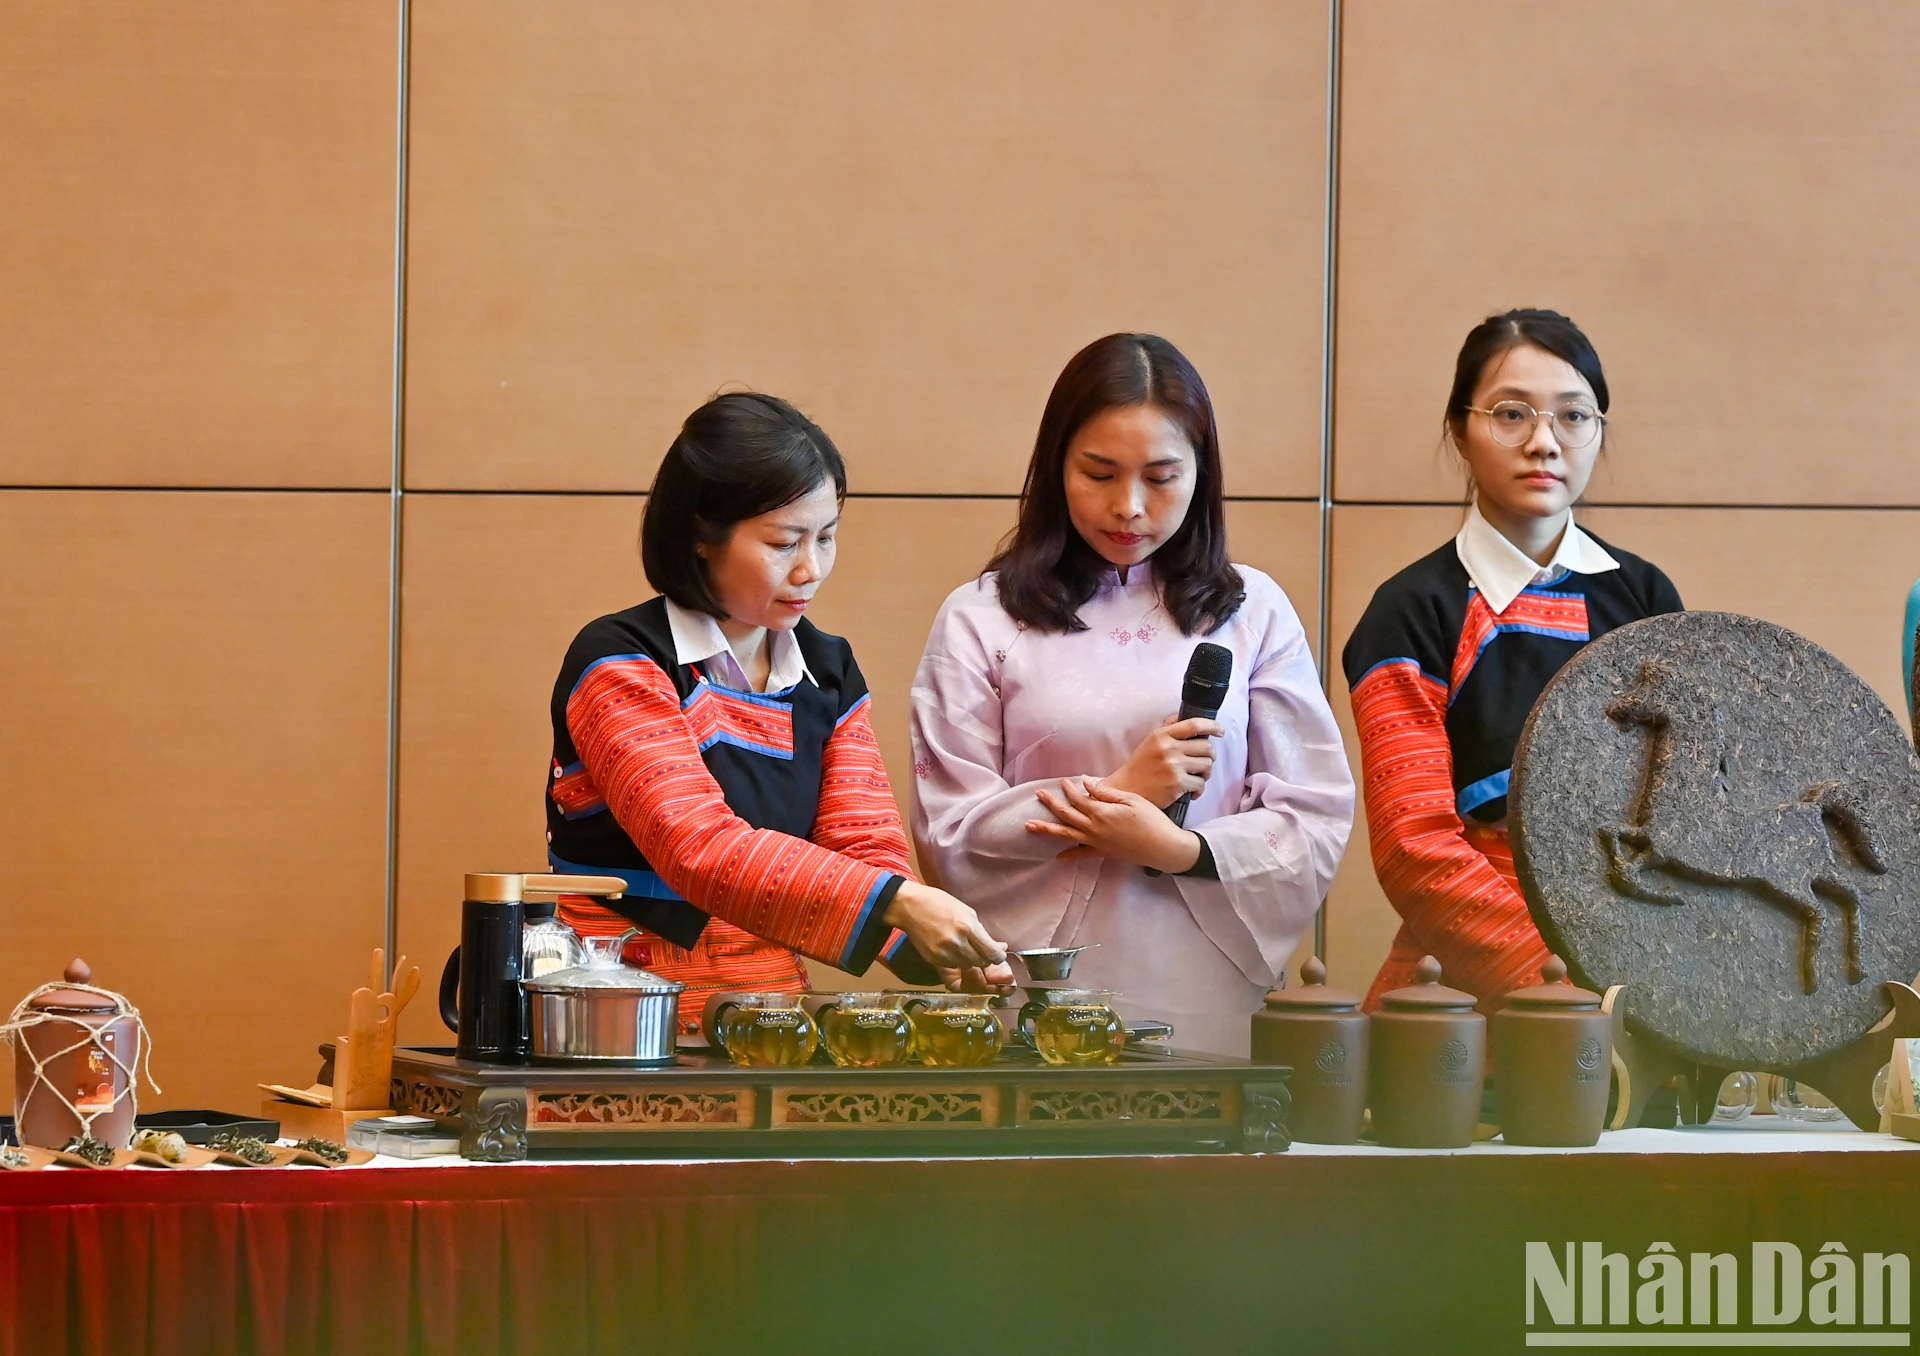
<box><xmin>698</xmin><ymin>731</ymin><xmax>795</xmax><ymax>760</ymax></box>
<box><xmin>681</xmin><ymin>679</ymin><xmax>797</xmax><ymax>761</ymax></box>
<box><xmin>681</xmin><ymin>678</ymin><xmax>794</xmax><ymax>712</ymax></box>
<box><xmin>833</xmin><ymin>693</ymin><xmax>872</xmax><ymax>730</ymax></box>
<box><xmin>547</xmin><ymin>853</ymin><xmax>688</xmax><ymax>903</ymax></box>
<box><xmin>1448</xmin><ymin>621</ymin><xmax>1591</xmax><ymax>707</ymax></box>
<box><xmin>1352</xmin><ymin>656</ymin><xmax>1449</xmax><ymax>694</ymax></box>
<box><xmin>1455</xmin><ymin>768</ymin><xmax>1511</xmax><ymax>818</ymax></box>
<box><xmin>836</xmin><ymin>873</ymin><xmax>897</xmax><ymax>971</ymax></box>
<box><xmin>567</xmin><ymin>652</ymin><xmax>663</xmax><ymax>704</ymax></box>
<box><xmin>551</xmin><ymin>761</ymin><xmax>606</xmax><ymax>819</ymax></box>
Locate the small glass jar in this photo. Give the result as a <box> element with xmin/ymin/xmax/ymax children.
<box><xmin>721</xmin><ymin>993</ymin><xmax>818</xmax><ymax>1067</ymax></box>
<box><xmin>1711</xmin><ymin>1071</ymin><xmax>1759</xmax><ymax>1123</ymax></box>
<box><xmin>819</xmin><ymin>993</ymin><xmax>913</xmax><ymax>1068</ymax></box>
<box><xmin>906</xmin><ymin>993</ymin><xmax>1005</xmax><ymax>1067</ymax></box>
<box><xmin>1029</xmin><ymin>989</ymin><xmax>1127</xmax><ymax>1067</ymax></box>
<box><xmin>1774</xmin><ymin>1078</ymin><xmax>1847</xmax><ymax>1123</ymax></box>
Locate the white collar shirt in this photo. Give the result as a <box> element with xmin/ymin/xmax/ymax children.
<box><xmin>663</xmin><ymin>598</ymin><xmax>815</xmax><ymax>694</ymax></box>
<box><xmin>1453</xmin><ymin>502</ymin><xmax>1620</xmax><ymax>616</ymax></box>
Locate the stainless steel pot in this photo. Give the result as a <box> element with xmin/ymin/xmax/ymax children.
<box><xmin>521</xmin><ymin>927</ymin><xmax>684</xmax><ymax>1067</ymax></box>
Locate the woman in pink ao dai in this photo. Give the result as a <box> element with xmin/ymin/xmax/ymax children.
<box><xmin>909</xmin><ymin>334</ymin><xmax>1353</xmax><ymax>1056</ymax></box>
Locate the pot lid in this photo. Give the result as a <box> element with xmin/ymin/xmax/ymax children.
<box><xmin>520</xmin><ymin>929</ymin><xmax>684</xmax><ymax>995</ymax></box>
<box><xmin>523</xmin><ymin>960</ymin><xmax>684</xmax><ymax>995</ymax></box>
<box><xmin>1378</xmin><ymin>956</ymin><xmax>1478</xmax><ymax>1011</ymax></box>
<box><xmin>1264</xmin><ymin>956</ymin><xmax>1361</xmax><ymax>1011</ymax></box>
<box><xmin>1502</xmin><ymin>956</ymin><xmax>1601</xmax><ymax>1010</ymax></box>
<box><xmin>27</xmin><ymin>959</ymin><xmax>119</xmax><ymax>1012</ymax></box>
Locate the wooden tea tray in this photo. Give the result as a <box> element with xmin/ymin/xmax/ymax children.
<box><xmin>389</xmin><ymin>1045</ymin><xmax>1293</xmax><ymax>1161</ymax></box>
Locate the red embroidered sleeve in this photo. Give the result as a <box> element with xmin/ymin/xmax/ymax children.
<box><xmin>567</xmin><ymin>656</ymin><xmax>899</xmax><ymax>972</ymax></box>
<box><xmin>812</xmin><ymin>695</ymin><xmax>915</xmax><ymax>877</ymax></box>
<box><xmin>811</xmin><ymin>694</ymin><xmax>929</xmax><ymax>973</ymax></box>
<box><xmin>1350</xmin><ymin>659</ymin><xmax>1549</xmax><ymax>1005</ymax></box>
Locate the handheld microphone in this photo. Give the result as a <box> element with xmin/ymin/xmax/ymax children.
<box><xmin>1145</xmin><ymin>642</ymin><xmax>1233</xmax><ymax>876</ymax></box>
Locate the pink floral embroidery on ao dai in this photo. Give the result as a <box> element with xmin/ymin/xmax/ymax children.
<box><xmin>908</xmin><ymin>565</ymin><xmax>1354</xmax><ymax>1056</ymax></box>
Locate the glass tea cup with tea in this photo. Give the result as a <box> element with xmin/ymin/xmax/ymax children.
<box><xmin>819</xmin><ymin>993</ymin><xmax>913</xmax><ymax>1068</ymax></box>
<box><xmin>1029</xmin><ymin>988</ymin><xmax>1127</xmax><ymax>1066</ymax></box>
<box><xmin>721</xmin><ymin>992</ymin><xmax>818</xmax><ymax>1067</ymax></box>
<box><xmin>906</xmin><ymin>992</ymin><xmax>1005</xmax><ymax>1067</ymax></box>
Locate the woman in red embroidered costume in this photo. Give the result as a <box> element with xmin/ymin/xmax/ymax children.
<box><xmin>1341</xmin><ymin>310</ymin><xmax>1683</xmax><ymax>1012</ymax></box>
<box><xmin>547</xmin><ymin>393</ymin><xmax>1011</xmax><ymax>1035</ymax></box>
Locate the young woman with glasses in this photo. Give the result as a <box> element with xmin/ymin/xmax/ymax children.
<box><xmin>1342</xmin><ymin>309</ymin><xmax>1683</xmax><ymax>1012</ymax></box>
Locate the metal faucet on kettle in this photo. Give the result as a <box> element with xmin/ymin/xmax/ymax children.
<box><xmin>438</xmin><ymin>873</ymin><xmax>628</xmax><ymax>1063</ymax></box>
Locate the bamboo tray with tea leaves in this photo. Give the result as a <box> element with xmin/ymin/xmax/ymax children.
<box><xmin>388</xmin><ymin>1043</ymin><xmax>1293</xmax><ymax>1161</ymax></box>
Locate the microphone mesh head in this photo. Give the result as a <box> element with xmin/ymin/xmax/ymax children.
<box><xmin>1180</xmin><ymin>642</ymin><xmax>1235</xmax><ymax>714</ymax></box>
<box><xmin>1185</xmin><ymin>642</ymin><xmax>1234</xmax><ymax>686</ymax></box>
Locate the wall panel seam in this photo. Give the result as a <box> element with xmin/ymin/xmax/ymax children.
<box><xmin>393</xmin><ymin>489</ymin><xmax>1325</xmax><ymax>503</ymax></box>
<box><xmin>1316</xmin><ymin>0</ymin><xmax>1342</xmax><ymax>693</ymax></box>
<box><xmin>382</xmin><ymin>0</ymin><xmax>412</xmax><ymax>981</ymax></box>
<box><xmin>0</xmin><ymin>485</ymin><xmax>394</xmax><ymax>495</ymax></box>
<box><xmin>1330</xmin><ymin>500</ymin><xmax>1919</xmax><ymax>512</ymax></box>
<box><xmin>1312</xmin><ymin>0</ymin><xmax>1344</xmax><ymax>963</ymax></box>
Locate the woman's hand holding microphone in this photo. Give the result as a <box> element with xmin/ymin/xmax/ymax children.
<box><xmin>1101</xmin><ymin>715</ymin><xmax>1222</xmax><ymax>807</ymax></box>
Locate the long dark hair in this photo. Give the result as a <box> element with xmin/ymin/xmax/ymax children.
<box><xmin>988</xmin><ymin>333</ymin><xmax>1243</xmax><ymax>636</ymax></box>
<box><xmin>1443</xmin><ymin>308</ymin><xmax>1610</xmax><ymax>446</ymax></box>
<box><xmin>641</xmin><ymin>392</ymin><xmax>846</xmax><ymax>617</ymax></box>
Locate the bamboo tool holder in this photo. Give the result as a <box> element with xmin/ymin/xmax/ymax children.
<box><xmin>333</xmin><ymin>949</ymin><xmax>420</xmax><ymax>1109</ymax></box>
<box><xmin>1604</xmin><ymin>981</ymin><xmax>1920</xmax><ymax>1131</ymax></box>
<box><xmin>261</xmin><ymin>950</ymin><xmax>422</xmax><ymax>1138</ymax></box>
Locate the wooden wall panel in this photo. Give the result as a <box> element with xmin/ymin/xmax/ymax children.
<box><xmin>1222</xmin><ymin>501</ymin><xmax>1324</xmax><ymax>658</ymax></box>
<box><xmin>0</xmin><ymin>3</ymin><xmax>399</xmax><ymax>488</ymax></box>
<box><xmin>1321</xmin><ymin>504</ymin><xmax>1920</xmax><ymax>995</ymax></box>
<box><xmin>1335</xmin><ymin>1</ymin><xmax>1920</xmax><ymax>507</ymax></box>
<box><xmin>403</xmin><ymin>0</ymin><xmax>1330</xmax><ymax>497</ymax></box>
<box><xmin>1582</xmin><ymin>507</ymin><xmax>1920</xmax><ymax>722</ymax></box>
<box><xmin>0</xmin><ymin>492</ymin><xmax>390</xmax><ymax>1115</ymax></box>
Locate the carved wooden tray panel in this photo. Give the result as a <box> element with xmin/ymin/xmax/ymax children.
<box><xmin>389</xmin><ymin>1046</ymin><xmax>1289</xmax><ymax>1159</ymax></box>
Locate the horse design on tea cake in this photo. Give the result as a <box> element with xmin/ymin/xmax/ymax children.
<box><xmin>1597</xmin><ymin>658</ymin><xmax>1887</xmax><ymax>995</ymax></box>
<box><xmin>1511</xmin><ymin>611</ymin><xmax>1920</xmax><ymax>1071</ymax></box>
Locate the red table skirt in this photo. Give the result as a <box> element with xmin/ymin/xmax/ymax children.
<box><xmin>4</xmin><ymin>1150</ymin><xmax>1917</xmax><ymax>1355</ymax></box>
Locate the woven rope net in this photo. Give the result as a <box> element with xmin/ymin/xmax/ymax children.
<box><xmin>1</xmin><ymin>982</ymin><xmax>159</xmax><ymax>1145</ymax></box>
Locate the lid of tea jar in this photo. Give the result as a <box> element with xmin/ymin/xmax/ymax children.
<box><xmin>1264</xmin><ymin>956</ymin><xmax>1362</xmax><ymax>1011</ymax></box>
<box><xmin>1377</xmin><ymin>956</ymin><xmax>1478</xmax><ymax>1011</ymax></box>
<box><xmin>1501</xmin><ymin>956</ymin><xmax>1601</xmax><ymax>1010</ymax></box>
<box><xmin>27</xmin><ymin>959</ymin><xmax>119</xmax><ymax>1013</ymax></box>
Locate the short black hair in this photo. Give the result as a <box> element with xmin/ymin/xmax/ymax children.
<box><xmin>641</xmin><ymin>392</ymin><xmax>847</xmax><ymax>617</ymax></box>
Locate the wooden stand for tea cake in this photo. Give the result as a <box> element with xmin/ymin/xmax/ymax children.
<box><xmin>1604</xmin><ymin>980</ymin><xmax>1920</xmax><ymax>1132</ymax></box>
